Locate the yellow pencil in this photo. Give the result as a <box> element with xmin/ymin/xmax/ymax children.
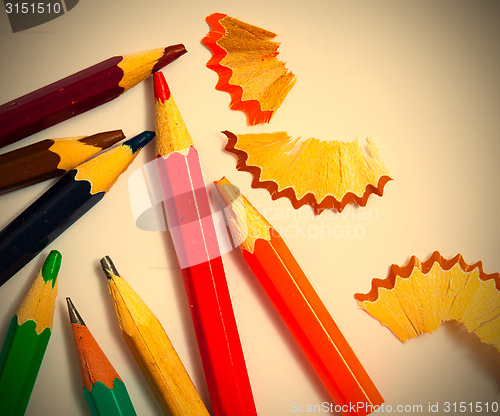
<box><xmin>100</xmin><ymin>256</ymin><xmax>209</xmax><ymax>416</ymax></box>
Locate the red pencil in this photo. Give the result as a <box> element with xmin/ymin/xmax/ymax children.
<box><xmin>154</xmin><ymin>71</ymin><xmax>257</xmax><ymax>416</ymax></box>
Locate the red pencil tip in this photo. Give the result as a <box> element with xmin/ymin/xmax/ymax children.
<box><xmin>154</xmin><ymin>71</ymin><xmax>171</xmax><ymax>102</ymax></box>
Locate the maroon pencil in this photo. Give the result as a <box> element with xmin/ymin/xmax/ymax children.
<box><xmin>0</xmin><ymin>44</ymin><xmax>186</xmax><ymax>148</ymax></box>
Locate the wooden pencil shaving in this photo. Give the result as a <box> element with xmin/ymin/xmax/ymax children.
<box><xmin>202</xmin><ymin>13</ymin><xmax>296</xmax><ymax>125</ymax></box>
<box><xmin>355</xmin><ymin>251</ymin><xmax>500</xmax><ymax>351</ymax></box>
<box><xmin>223</xmin><ymin>130</ymin><xmax>392</xmax><ymax>214</ymax></box>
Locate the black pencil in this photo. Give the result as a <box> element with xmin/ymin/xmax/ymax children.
<box><xmin>0</xmin><ymin>131</ymin><xmax>155</xmax><ymax>286</ymax></box>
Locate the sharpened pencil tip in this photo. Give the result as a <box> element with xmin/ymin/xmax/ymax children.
<box><xmin>41</xmin><ymin>250</ymin><xmax>62</xmax><ymax>288</ymax></box>
<box><xmin>79</xmin><ymin>129</ymin><xmax>125</xmax><ymax>149</ymax></box>
<box><xmin>151</xmin><ymin>44</ymin><xmax>187</xmax><ymax>73</ymax></box>
<box><xmin>123</xmin><ymin>131</ymin><xmax>155</xmax><ymax>154</ymax></box>
<box><xmin>154</xmin><ymin>71</ymin><xmax>171</xmax><ymax>102</ymax></box>
<box><xmin>213</xmin><ymin>177</ymin><xmax>241</xmax><ymax>207</ymax></box>
<box><xmin>66</xmin><ymin>297</ymin><xmax>86</xmax><ymax>325</ymax></box>
<box><xmin>100</xmin><ymin>256</ymin><xmax>119</xmax><ymax>280</ymax></box>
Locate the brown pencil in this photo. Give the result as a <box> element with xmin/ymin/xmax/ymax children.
<box><xmin>0</xmin><ymin>45</ymin><xmax>186</xmax><ymax>148</ymax></box>
<box><xmin>0</xmin><ymin>130</ymin><xmax>124</xmax><ymax>194</ymax></box>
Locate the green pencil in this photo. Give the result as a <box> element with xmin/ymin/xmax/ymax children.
<box><xmin>0</xmin><ymin>250</ymin><xmax>62</xmax><ymax>416</ymax></box>
<box><xmin>66</xmin><ymin>297</ymin><xmax>137</xmax><ymax>416</ymax></box>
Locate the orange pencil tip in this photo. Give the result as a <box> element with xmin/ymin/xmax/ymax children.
<box><xmin>153</xmin><ymin>71</ymin><xmax>171</xmax><ymax>102</ymax></box>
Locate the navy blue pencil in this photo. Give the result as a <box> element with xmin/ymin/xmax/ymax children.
<box><xmin>0</xmin><ymin>131</ymin><xmax>154</xmax><ymax>286</ymax></box>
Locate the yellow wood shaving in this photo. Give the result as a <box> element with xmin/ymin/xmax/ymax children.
<box><xmin>233</xmin><ymin>132</ymin><xmax>389</xmax><ymax>202</ymax></box>
<box><xmin>357</xmin><ymin>255</ymin><xmax>500</xmax><ymax>351</ymax></box>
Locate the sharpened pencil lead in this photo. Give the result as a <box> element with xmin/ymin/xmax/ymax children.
<box><xmin>123</xmin><ymin>130</ymin><xmax>155</xmax><ymax>153</ymax></box>
<box><xmin>66</xmin><ymin>298</ymin><xmax>85</xmax><ymax>326</ymax></box>
<box><xmin>41</xmin><ymin>250</ymin><xmax>62</xmax><ymax>287</ymax></box>
<box><xmin>153</xmin><ymin>72</ymin><xmax>171</xmax><ymax>102</ymax></box>
<box><xmin>100</xmin><ymin>256</ymin><xmax>119</xmax><ymax>280</ymax></box>
<box><xmin>151</xmin><ymin>44</ymin><xmax>187</xmax><ymax>74</ymax></box>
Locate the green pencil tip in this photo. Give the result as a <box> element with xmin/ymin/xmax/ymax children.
<box><xmin>42</xmin><ymin>250</ymin><xmax>62</xmax><ymax>287</ymax></box>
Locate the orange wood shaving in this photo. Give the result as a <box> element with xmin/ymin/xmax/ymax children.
<box><xmin>223</xmin><ymin>130</ymin><xmax>392</xmax><ymax>214</ymax></box>
<box><xmin>202</xmin><ymin>13</ymin><xmax>296</xmax><ymax>125</ymax></box>
<box><xmin>355</xmin><ymin>251</ymin><xmax>500</xmax><ymax>350</ymax></box>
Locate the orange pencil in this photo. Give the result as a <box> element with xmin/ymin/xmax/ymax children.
<box><xmin>66</xmin><ymin>298</ymin><xmax>137</xmax><ymax>416</ymax></box>
<box><xmin>215</xmin><ymin>177</ymin><xmax>384</xmax><ymax>416</ymax></box>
